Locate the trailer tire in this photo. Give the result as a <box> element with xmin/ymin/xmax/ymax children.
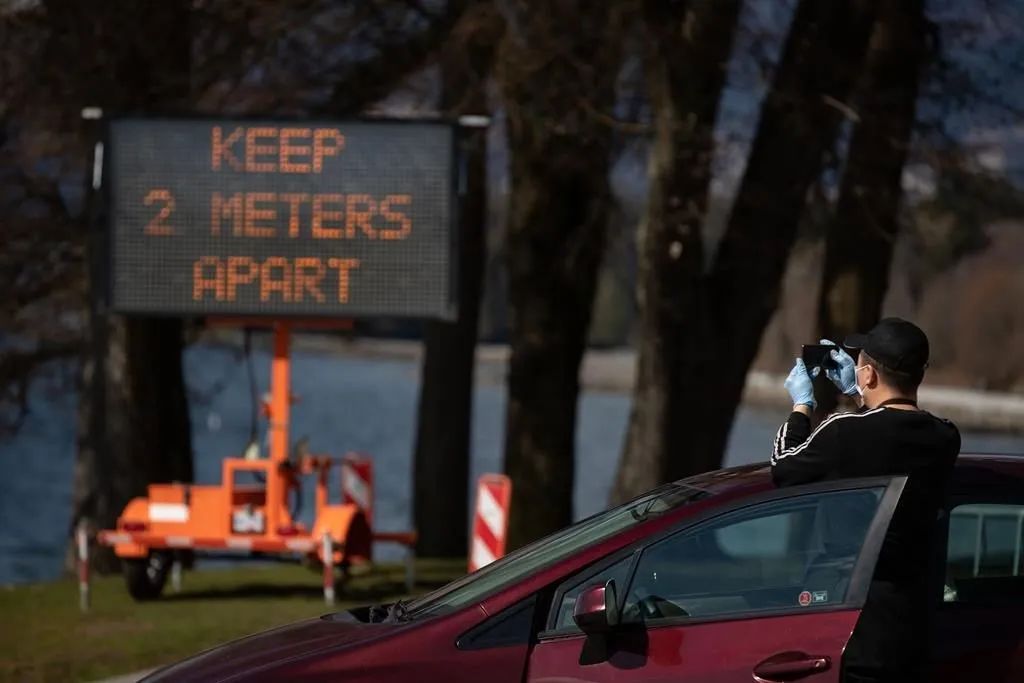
<box><xmin>124</xmin><ymin>551</ymin><xmax>171</xmax><ymax>601</ymax></box>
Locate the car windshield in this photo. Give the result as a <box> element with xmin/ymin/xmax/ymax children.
<box><xmin>405</xmin><ymin>483</ymin><xmax>712</xmax><ymax>618</ymax></box>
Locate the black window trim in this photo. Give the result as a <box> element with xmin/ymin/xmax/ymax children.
<box><xmin>537</xmin><ymin>475</ymin><xmax>907</xmax><ymax>640</ymax></box>
<box><xmin>456</xmin><ymin>595</ymin><xmax>538</xmax><ymax>650</ymax></box>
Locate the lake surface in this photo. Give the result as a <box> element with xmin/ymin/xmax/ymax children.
<box><xmin>1</xmin><ymin>343</ymin><xmax>1021</xmax><ymax>585</ymax></box>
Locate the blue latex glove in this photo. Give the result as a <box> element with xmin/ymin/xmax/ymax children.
<box><xmin>784</xmin><ymin>358</ymin><xmax>818</xmax><ymax>408</ymax></box>
<box><xmin>820</xmin><ymin>339</ymin><xmax>858</xmax><ymax>396</ymax></box>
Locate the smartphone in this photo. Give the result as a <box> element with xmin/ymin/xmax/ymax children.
<box><xmin>801</xmin><ymin>344</ymin><xmax>836</xmax><ymax>372</ymax></box>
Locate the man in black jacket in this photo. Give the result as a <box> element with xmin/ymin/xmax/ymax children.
<box><xmin>771</xmin><ymin>318</ymin><xmax>960</xmax><ymax>683</ymax></box>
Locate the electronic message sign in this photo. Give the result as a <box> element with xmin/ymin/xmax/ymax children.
<box><xmin>107</xmin><ymin>118</ymin><xmax>457</xmax><ymax>319</ymax></box>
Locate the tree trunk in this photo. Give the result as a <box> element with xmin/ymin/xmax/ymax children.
<box><xmin>615</xmin><ymin>0</ymin><xmax>742</xmax><ymax>501</ymax></box>
<box><xmin>56</xmin><ymin>0</ymin><xmax>194</xmax><ymax>572</ymax></box>
<box><xmin>498</xmin><ymin>1</ymin><xmax>629</xmax><ymax>548</ymax></box>
<box><xmin>612</xmin><ymin>0</ymin><xmax>877</xmax><ymax>503</ymax></box>
<box><xmin>413</xmin><ymin>4</ymin><xmax>500</xmax><ymax>558</ymax></box>
<box><xmin>75</xmin><ymin>314</ymin><xmax>194</xmax><ymax>572</ymax></box>
<box><xmin>815</xmin><ymin>0</ymin><xmax>927</xmax><ymax>415</ymax></box>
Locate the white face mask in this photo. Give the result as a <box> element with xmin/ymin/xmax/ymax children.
<box><xmin>854</xmin><ymin>364</ymin><xmax>871</xmax><ymax>397</ymax></box>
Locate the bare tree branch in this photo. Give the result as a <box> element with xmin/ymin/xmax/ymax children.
<box><xmin>313</xmin><ymin>1</ymin><xmax>471</xmax><ymax>116</ymax></box>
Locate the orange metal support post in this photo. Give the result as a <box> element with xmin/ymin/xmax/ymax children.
<box><xmin>266</xmin><ymin>322</ymin><xmax>291</xmax><ymax>537</ymax></box>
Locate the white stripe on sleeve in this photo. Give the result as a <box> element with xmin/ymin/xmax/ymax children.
<box><xmin>773</xmin><ymin>407</ymin><xmax>885</xmax><ymax>463</ymax></box>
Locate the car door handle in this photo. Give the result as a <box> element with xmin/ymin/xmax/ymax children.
<box><xmin>752</xmin><ymin>651</ymin><xmax>831</xmax><ymax>682</ymax></box>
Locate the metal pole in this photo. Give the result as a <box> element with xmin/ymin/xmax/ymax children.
<box><xmin>76</xmin><ymin>521</ymin><xmax>90</xmax><ymax>613</ymax></box>
<box><xmin>267</xmin><ymin>323</ymin><xmax>291</xmax><ymax>537</ymax></box>
<box><xmin>322</xmin><ymin>533</ymin><xmax>335</xmax><ymax>606</ymax></box>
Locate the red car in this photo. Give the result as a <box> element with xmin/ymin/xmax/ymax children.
<box><xmin>147</xmin><ymin>454</ymin><xmax>1024</xmax><ymax>682</ymax></box>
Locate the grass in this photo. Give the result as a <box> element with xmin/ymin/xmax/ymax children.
<box><xmin>0</xmin><ymin>558</ymin><xmax>465</xmax><ymax>683</ymax></box>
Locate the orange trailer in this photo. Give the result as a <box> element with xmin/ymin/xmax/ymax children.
<box><xmin>97</xmin><ymin>321</ymin><xmax>412</xmax><ymax>600</ymax></box>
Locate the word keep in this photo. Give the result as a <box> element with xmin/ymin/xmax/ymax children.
<box><xmin>211</xmin><ymin>126</ymin><xmax>344</xmax><ymax>174</ymax></box>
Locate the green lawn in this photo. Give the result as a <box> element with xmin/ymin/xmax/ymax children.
<box><xmin>0</xmin><ymin>559</ymin><xmax>465</xmax><ymax>683</ymax></box>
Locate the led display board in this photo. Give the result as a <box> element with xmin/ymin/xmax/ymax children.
<box><xmin>107</xmin><ymin>118</ymin><xmax>457</xmax><ymax>319</ymax></box>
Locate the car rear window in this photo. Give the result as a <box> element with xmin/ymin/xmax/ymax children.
<box><xmin>945</xmin><ymin>503</ymin><xmax>1024</xmax><ymax>604</ymax></box>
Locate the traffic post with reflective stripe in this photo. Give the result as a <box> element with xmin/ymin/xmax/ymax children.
<box><xmin>76</xmin><ymin>521</ymin><xmax>90</xmax><ymax>612</ymax></box>
<box><xmin>322</xmin><ymin>532</ymin><xmax>335</xmax><ymax>606</ymax></box>
<box><xmin>469</xmin><ymin>474</ymin><xmax>512</xmax><ymax>573</ymax></box>
<box><xmin>342</xmin><ymin>453</ymin><xmax>374</xmax><ymax>527</ymax></box>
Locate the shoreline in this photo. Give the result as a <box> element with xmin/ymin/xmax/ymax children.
<box><xmin>202</xmin><ymin>331</ymin><xmax>1024</xmax><ymax>435</ymax></box>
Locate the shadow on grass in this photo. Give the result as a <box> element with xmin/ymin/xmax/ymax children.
<box><xmin>162</xmin><ymin>583</ymin><xmax>325</xmax><ymax>602</ymax></box>
<box><xmin>161</xmin><ymin>577</ymin><xmax>451</xmax><ymax>603</ymax></box>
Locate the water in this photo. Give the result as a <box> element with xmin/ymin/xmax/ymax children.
<box><xmin>1</xmin><ymin>343</ymin><xmax>1020</xmax><ymax>585</ymax></box>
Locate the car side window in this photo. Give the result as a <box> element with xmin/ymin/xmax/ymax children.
<box><xmin>944</xmin><ymin>503</ymin><xmax>1024</xmax><ymax>604</ymax></box>
<box><xmin>621</xmin><ymin>487</ymin><xmax>884</xmax><ymax>623</ymax></box>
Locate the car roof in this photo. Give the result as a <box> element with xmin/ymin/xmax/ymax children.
<box><xmin>671</xmin><ymin>453</ymin><xmax>1024</xmax><ymax>498</ymax></box>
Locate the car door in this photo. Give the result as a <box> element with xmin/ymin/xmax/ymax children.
<box><xmin>933</xmin><ymin>471</ymin><xmax>1024</xmax><ymax>682</ymax></box>
<box><xmin>526</xmin><ymin>479</ymin><xmax>904</xmax><ymax>683</ymax></box>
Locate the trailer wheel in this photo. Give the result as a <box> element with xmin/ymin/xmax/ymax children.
<box><xmin>123</xmin><ymin>551</ymin><xmax>171</xmax><ymax>601</ymax></box>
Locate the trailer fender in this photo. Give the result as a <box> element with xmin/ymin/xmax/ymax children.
<box><xmin>313</xmin><ymin>503</ymin><xmax>371</xmax><ymax>565</ymax></box>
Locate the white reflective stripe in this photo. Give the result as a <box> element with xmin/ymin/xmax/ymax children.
<box><xmin>76</xmin><ymin>526</ymin><xmax>89</xmax><ymax>560</ymax></box>
<box><xmin>470</xmin><ymin>537</ymin><xmax>497</xmax><ymax>571</ymax></box>
<box><xmin>477</xmin><ymin>484</ymin><xmax>506</xmax><ymax>541</ymax></box>
<box><xmin>92</xmin><ymin>142</ymin><xmax>104</xmax><ymax>189</ymax></box>
<box><xmin>104</xmin><ymin>533</ymin><xmax>132</xmax><ymax>545</ymax></box>
<box><xmin>226</xmin><ymin>538</ymin><xmax>253</xmax><ymax>550</ymax></box>
<box><xmin>149</xmin><ymin>503</ymin><xmax>189</xmax><ymax>523</ymax></box>
<box><xmin>286</xmin><ymin>539</ymin><xmax>315</xmax><ymax>552</ymax></box>
<box><xmin>166</xmin><ymin>536</ymin><xmax>192</xmax><ymax>548</ymax></box>
<box><xmin>343</xmin><ymin>466</ymin><xmax>372</xmax><ymax>511</ymax></box>
<box><xmin>458</xmin><ymin>115</ymin><xmax>491</xmax><ymax>128</ymax></box>
<box><xmin>774</xmin><ymin>407</ymin><xmax>885</xmax><ymax>462</ymax></box>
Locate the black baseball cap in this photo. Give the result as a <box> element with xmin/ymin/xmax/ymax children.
<box><xmin>843</xmin><ymin>317</ymin><xmax>930</xmax><ymax>375</ymax></box>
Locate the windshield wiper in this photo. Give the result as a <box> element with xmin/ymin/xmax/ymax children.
<box><xmin>630</xmin><ymin>499</ymin><xmax>660</xmax><ymax>521</ymax></box>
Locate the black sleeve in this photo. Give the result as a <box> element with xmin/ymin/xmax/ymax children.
<box><xmin>771</xmin><ymin>411</ymin><xmax>843</xmax><ymax>487</ymax></box>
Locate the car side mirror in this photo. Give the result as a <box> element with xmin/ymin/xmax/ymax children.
<box><xmin>573</xmin><ymin>579</ymin><xmax>620</xmax><ymax>635</ymax></box>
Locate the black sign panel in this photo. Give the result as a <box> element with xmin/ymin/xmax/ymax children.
<box><xmin>107</xmin><ymin>118</ymin><xmax>457</xmax><ymax>319</ymax></box>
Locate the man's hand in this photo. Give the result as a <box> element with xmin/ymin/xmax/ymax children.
<box><xmin>820</xmin><ymin>339</ymin><xmax>858</xmax><ymax>396</ymax></box>
<box><xmin>784</xmin><ymin>358</ymin><xmax>817</xmax><ymax>410</ymax></box>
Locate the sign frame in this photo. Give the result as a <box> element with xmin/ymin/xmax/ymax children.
<box><xmin>100</xmin><ymin>114</ymin><xmax>462</xmax><ymax>322</ymax></box>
